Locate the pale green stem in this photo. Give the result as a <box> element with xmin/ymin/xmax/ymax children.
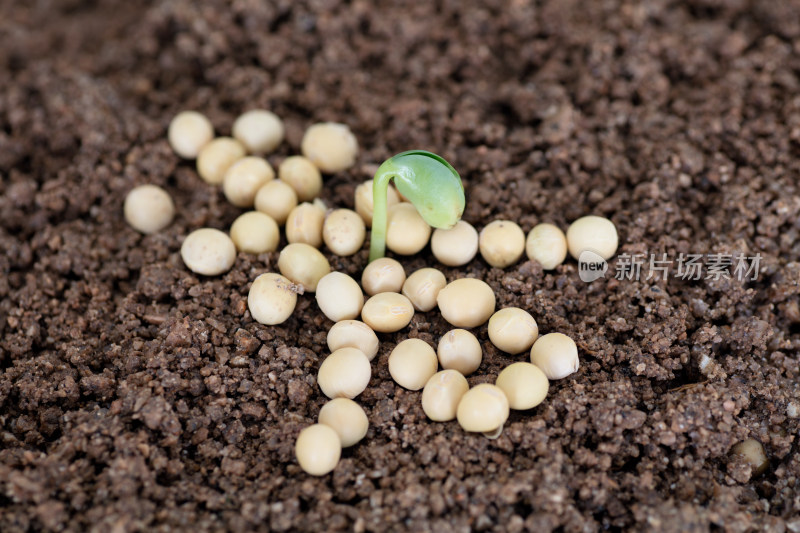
<box><xmin>369</xmin><ymin>170</ymin><xmax>393</xmax><ymax>262</ymax></box>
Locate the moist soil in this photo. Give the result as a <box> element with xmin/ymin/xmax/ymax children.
<box><xmin>1</xmin><ymin>1</ymin><xmax>800</xmax><ymax>531</ymax></box>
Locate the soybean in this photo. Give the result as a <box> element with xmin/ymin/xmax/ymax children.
<box><xmin>277</xmin><ymin>243</ymin><xmax>331</xmax><ymax>292</ymax></box>
<box><xmin>388</xmin><ymin>338</ymin><xmax>438</xmax><ymax>391</ymax></box>
<box><xmin>421</xmin><ymin>370</ymin><xmax>469</xmax><ymax>422</ymax></box>
<box><xmin>402</xmin><ymin>268</ymin><xmax>446</xmax><ymax>312</ymax></box>
<box><xmin>327</xmin><ymin>320</ymin><xmax>380</xmax><ymax>361</ymax></box>
<box><xmin>479</xmin><ymin>220</ymin><xmax>525</xmax><ymax>268</ymax></box>
<box><xmin>487</xmin><ymin>307</ymin><xmax>539</xmax><ymax>354</ymax></box>
<box><xmin>437</xmin><ymin>278</ymin><xmax>496</xmax><ymax>328</ymax></box>
<box><xmin>315</xmin><ymin>272</ymin><xmax>364</xmax><ymax>323</ymax></box>
<box><xmin>248</xmin><ymin>272</ymin><xmax>297</xmax><ymax>325</ymax></box>
<box><xmin>361</xmin><ymin>292</ymin><xmax>414</xmax><ymax>333</ymax></box>
<box><xmin>124</xmin><ymin>184</ymin><xmax>175</xmax><ymax>234</ymax></box>
<box><xmin>317</xmin><ymin>347</ymin><xmax>372</xmax><ymax>399</ymax></box>
<box><xmin>318</xmin><ymin>398</ymin><xmax>369</xmax><ymax>448</ymax></box>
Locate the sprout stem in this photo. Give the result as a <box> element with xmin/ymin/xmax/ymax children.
<box><xmin>369</xmin><ymin>169</ymin><xmax>392</xmax><ymax>262</ymax></box>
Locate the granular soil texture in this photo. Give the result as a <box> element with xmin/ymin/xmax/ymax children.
<box><xmin>1</xmin><ymin>0</ymin><xmax>800</xmax><ymax>531</ymax></box>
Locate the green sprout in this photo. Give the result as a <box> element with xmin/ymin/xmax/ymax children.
<box><xmin>369</xmin><ymin>150</ymin><xmax>465</xmax><ymax>262</ymax></box>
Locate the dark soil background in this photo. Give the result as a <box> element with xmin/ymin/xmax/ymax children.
<box><xmin>2</xmin><ymin>0</ymin><xmax>800</xmax><ymax>531</ymax></box>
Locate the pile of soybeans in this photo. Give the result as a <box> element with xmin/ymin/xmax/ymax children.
<box><xmin>124</xmin><ymin>110</ymin><xmax>619</xmax><ymax>475</ymax></box>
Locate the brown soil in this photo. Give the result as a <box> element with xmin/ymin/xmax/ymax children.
<box><xmin>2</xmin><ymin>0</ymin><xmax>800</xmax><ymax>531</ymax></box>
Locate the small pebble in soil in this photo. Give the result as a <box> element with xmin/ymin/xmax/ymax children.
<box><xmin>526</xmin><ymin>223</ymin><xmax>568</xmax><ymax>270</ymax></box>
<box><xmin>437</xmin><ymin>278</ymin><xmax>496</xmax><ymax>328</ymax></box>
<box><xmin>232</xmin><ymin>109</ymin><xmax>285</xmax><ymax>155</ymax></box>
<box><xmin>437</xmin><ymin>329</ymin><xmax>482</xmax><ymax>376</ymax></box>
<box><xmin>731</xmin><ymin>438</ymin><xmax>769</xmax><ymax>478</ymax></box>
<box><xmin>196</xmin><ymin>137</ymin><xmax>246</xmax><ymax>185</ymax></box>
<box><xmin>457</xmin><ymin>383</ymin><xmax>509</xmax><ymax>435</ymax></box>
<box><xmin>180</xmin><ymin>228</ymin><xmax>237</xmax><ymax>276</ymax></box>
<box><xmin>361</xmin><ymin>292</ymin><xmax>414</xmax><ymax>333</ymax></box>
<box><xmin>230</xmin><ymin>211</ymin><xmax>279</xmax><ymax>254</ymax></box>
<box><xmin>402</xmin><ymin>268</ymin><xmax>447</xmax><ymax>312</ymax></box>
<box><xmin>421</xmin><ymin>369</ymin><xmax>469</xmax><ymax>422</ymax></box>
<box><xmin>318</xmin><ymin>398</ymin><xmax>369</xmax><ymax>448</ymax></box>
<box><xmin>247</xmin><ymin>272</ymin><xmax>298</xmax><ymax>325</ymax></box>
<box><xmin>361</xmin><ymin>257</ymin><xmax>406</xmax><ymax>295</ymax></box>
<box><xmin>386</xmin><ymin>203</ymin><xmax>432</xmax><ymax>255</ymax></box>
<box><xmin>530</xmin><ymin>332</ymin><xmax>580</xmax><ymax>380</ymax></box>
<box><xmin>431</xmin><ymin>220</ymin><xmax>479</xmax><ymax>267</ymax></box>
<box><xmin>355</xmin><ymin>179</ymin><xmax>401</xmax><ymax>227</ymax></box>
<box><xmin>566</xmin><ymin>215</ymin><xmax>619</xmax><ymax>261</ymax></box>
<box><xmin>488</xmin><ymin>307</ymin><xmax>539</xmax><ymax>354</ymax></box>
<box><xmin>168</xmin><ymin>110</ymin><xmax>214</xmax><ymax>159</ymax></box>
<box><xmin>277</xmin><ymin>242</ymin><xmax>331</xmax><ymax>292</ymax></box>
<box><xmin>279</xmin><ymin>155</ymin><xmax>322</xmax><ymax>202</ymax></box>
<box><xmin>254</xmin><ymin>179</ymin><xmax>298</xmax><ymax>225</ymax></box>
<box><xmin>315</xmin><ymin>272</ymin><xmax>365</xmax><ymax>323</ymax></box>
<box><xmin>295</xmin><ymin>424</ymin><xmax>341</xmax><ymax>476</ymax></box>
<box><xmin>388</xmin><ymin>338</ymin><xmax>439</xmax><ymax>391</ymax></box>
<box><xmin>317</xmin><ymin>347</ymin><xmax>372</xmax><ymax>399</ymax></box>
<box><xmin>124</xmin><ymin>184</ymin><xmax>175</xmax><ymax>234</ymax></box>
<box><xmin>496</xmin><ymin>362</ymin><xmax>549</xmax><ymax>410</ymax></box>
<box><xmin>222</xmin><ymin>156</ymin><xmax>274</xmax><ymax>207</ymax></box>
<box><xmin>326</xmin><ymin>320</ymin><xmax>380</xmax><ymax>361</ymax></box>
<box><xmin>323</xmin><ymin>208</ymin><xmax>366</xmax><ymax>256</ymax></box>
<box><xmin>301</xmin><ymin>122</ymin><xmax>359</xmax><ymax>173</ymax></box>
<box><xmin>286</xmin><ymin>201</ymin><xmax>326</xmax><ymax>248</ymax></box>
<box><xmin>479</xmin><ymin>220</ymin><xmax>526</xmax><ymax>268</ymax></box>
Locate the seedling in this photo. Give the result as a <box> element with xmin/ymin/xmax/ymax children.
<box><xmin>369</xmin><ymin>150</ymin><xmax>465</xmax><ymax>262</ymax></box>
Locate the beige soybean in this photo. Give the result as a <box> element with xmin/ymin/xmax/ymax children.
<box><xmin>124</xmin><ymin>184</ymin><xmax>175</xmax><ymax>234</ymax></box>
<box><xmin>280</xmin><ymin>155</ymin><xmax>322</xmax><ymax>201</ymax></box>
<box><xmin>526</xmin><ymin>223</ymin><xmax>568</xmax><ymax>270</ymax></box>
<box><xmin>230</xmin><ymin>211</ymin><xmax>279</xmax><ymax>254</ymax></box>
<box><xmin>223</xmin><ymin>157</ymin><xmax>275</xmax><ymax>208</ymax></box>
<box><xmin>402</xmin><ymin>268</ymin><xmax>446</xmax><ymax>312</ymax></box>
<box><xmin>421</xmin><ymin>370</ymin><xmax>469</xmax><ymax>422</ymax></box>
<box><xmin>355</xmin><ymin>180</ymin><xmax>401</xmax><ymax>227</ymax></box>
<box><xmin>479</xmin><ymin>220</ymin><xmax>526</xmax><ymax>268</ymax></box>
<box><xmin>388</xmin><ymin>339</ymin><xmax>438</xmax><ymax>391</ymax></box>
<box><xmin>437</xmin><ymin>278</ymin><xmax>496</xmax><ymax>328</ymax></box>
<box><xmin>301</xmin><ymin>122</ymin><xmax>359</xmax><ymax>173</ymax></box>
<box><xmin>731</xmin><ymin>438</ymin><xmax>769</xmax><ymax>477</ymax></box>
<box><xmin>386</xmin><ymin>203</ymin><xmax>431</xmax><ymax>255</ymax></box>
<box><xmin>295</xmin><ymin>424</ymin><xmax>341</xmax><ymax>476</ymax></box>
<box><xmin>327</xmin><ymin>320</ymin><xmax>380</xmax><ymax>361</ymax></box>
<box><xmin>496</xmin><ymin>362</ymin><xmax>549</xmax><ymax>410</ymax></box>
<box><xmin>315</xmin><ymin>272</ymin><xmax>364</xmax><ymax>322</ymax></box>
<box><xmin>456</xmin><ymin>384</ymin><xmax>510</xmax><ymax>434</ymax></box>
<box><xmin>431</xmin><ymin>220</ymin><xmax>479</xmax><ymax>267</ymax></box>
<box><xmin>361</xmin><ymin>257</ymin><xmax>406</xmax><ymax>296</ymax></box>
<box><xmin>361</xmin><ymin>292</ymin><xmax>414</xmax><ymax>333</ymax></box>
<box><xmin>180</xmin><ymin>228</ymin><xmax>237</xmax><ymax>276</ymax></box>
<box><xmin>247</xmin><ymin>272</ymin><xmax>297</xmax><ymax>325</ymax></box>
<box><xmin>277</xmin><ymin>243</ymin><xmax>331</xmax><ymax>292</ymax></box>
<box><xmin>530</xmin><ymin>332</ymin><xmax>579</xmax><ymax>380</ymax></box>
<box><xmin>488</xmin><ymin>307</ymin><xmax>539</xmax><ymax>354</ymax></box>
<box><xmin>317</xmin><ymin>347</ymin><xmax>372</xmax><ymax>399</ymax></box>
<box><xmin>318</xmin><ymin>398</ymin><xmax>369</xmax><ymax>448</ymax></box>
<box><xmin>323</xmin><ymin>209</ymin><xmax>366</xmax><ymax>256</ymax></box>
<box><xmin>197</xmin><ymin>137</ymin><xmax>246</xmax><ymax>185</ymax></box>
<box><xmin>168</xmin><ymin>111</ymin><xmax>214</xmax><ymax>159</ymax></box>
<box><xmin>254</xmin><ymin>179</ymin><xmax>298</xmax><ymax>225</ymax></box>
<box><xmin>437</xmin><ymin>329</ymin><xmax>482</xmax><ymax>376</ymax></box>
<box><xmin>285</xmin><ymin>202</ymin><xmax>325</xmax><ymax>248</ymax></box>
<box><xmin>232</xmin><ymin>109</ymin><xmax>284</xmax><ymax>155</ymax></box>
<box><xmin>566</xmin><ymin>215</ymin><xmax>619</xmax><ymax>260</ymax></box>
